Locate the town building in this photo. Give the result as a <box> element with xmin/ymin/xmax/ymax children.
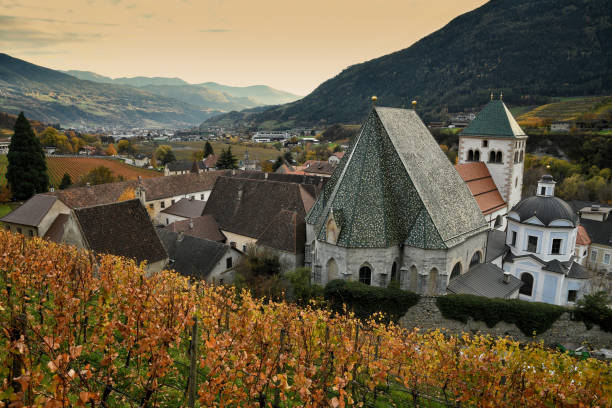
<box><xmin>158</xmin><ymin>229</ymin><xmax>241</xmax><ymax>284</ymax></box>
<box><xmin>252</xmin><ymin>131</ymin><xmax>289</xmax><ymax>143</ymax></box>
<box><xmin>305</xmin><ymin>106</ymin><xmax>490</xmax><ymax>294</ymax></box>
<box><xmin>166</xmin><ymin>215</ymin><xmax>226</xmax><ymax>243</ymax></box>
<box><xmin>158</xmin><ymin>197</ymin><xmax>207</xmax><ymax>226</ymax></box>
<box><xmin>495</xmin><ymin>176</ymin><xmax>590</xmax><ymax>305</ymax></box>
<box><xmin>164</xmin><ymin>160</ymin><xmax>202</xmax><ymax>176</ymax></box>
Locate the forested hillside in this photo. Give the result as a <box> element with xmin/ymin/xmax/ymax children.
<box><xmin>205</xmin><ymin>0</ymin><xmax>612</xmax><ymax>129</ymax></box>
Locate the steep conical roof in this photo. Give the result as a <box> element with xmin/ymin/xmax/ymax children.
<box><xmin>306</xmin><ymin>107</ymin><xmax>487</xmax><ymax>249</ymax></box>
<box><xmin>461</xmin><ymin>99</ymin><xmax>526</xmax><ymax>138</ymax></box>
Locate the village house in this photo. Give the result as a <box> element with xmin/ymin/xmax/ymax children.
<box><xmin>204</xmin><ymin>154</ymin><xmax>218</xmax><ymax>171</ymax></box>
<box><xmin>166</xmin><ymin>215</ymin><xmax>226</xmax><ymax>243</ymax></box>
<box><xmin>203</xmin><ymin>176</ymin><xmax>319</xmax><ymax>271</ymax></box>
<box><xmin>2</xmin><ymin>198</ymin><xmax>168</xmax><ymax>273</ymax></box>
<box><xmin>157</xmin><ymin>228</ymin><xmax>241</xmax><ymax>284</ymax></box>
<box><xmin>157</xmin><ymin>197</ymin><xmax>207</xmax><ymax>225</ymax></box>
<box><xmin>164</xmin><ymin>160</ymin><xmax>202</xmax><ymax>176</ymax></box>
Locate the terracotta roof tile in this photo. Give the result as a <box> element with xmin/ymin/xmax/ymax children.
<box><xmin>455</xmin><ymin>162</ymin><xmax>506</xmax><ymax>215</ymax></box>
<box><xmin>576</xmin><ymin>225</ymin><xmax>591</xmax><ymax>246</ymax></box>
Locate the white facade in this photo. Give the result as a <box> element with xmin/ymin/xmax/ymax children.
<box><xmin>458</xmin><ymin>136</ymin><xmax>527</xmax><ymax>210</ymax></box>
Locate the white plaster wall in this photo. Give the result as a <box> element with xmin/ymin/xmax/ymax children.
<box><xmin>157</xmin><ymin>213</ymin><xmax>189</xmax><ymax>226</ymax></box>
<box><xmin>145</xmin><ymin>190</ymin><xmax>210</xmax><ymax>219</ymax></box>
<box><xmin>506</xmin><ymin>219</ymin><xmax>576</xmax><ymax>262</ymax></box>
<box><xmin>222</xmin><ymin>230</ymin><xmax>257</xmax><ymax>253</ymax></box>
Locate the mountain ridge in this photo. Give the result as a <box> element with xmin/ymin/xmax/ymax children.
<box><xmin>204</xmin><ymin>0</ymin><xmax>612</xmax><ymax>129</ymax></box>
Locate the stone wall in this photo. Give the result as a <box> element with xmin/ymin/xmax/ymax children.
<box><xmin>400</xmin><ymin>296</ymin><xmax>612</xmax><ymax>349</ymax></box>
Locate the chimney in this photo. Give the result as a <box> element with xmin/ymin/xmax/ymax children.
<box><xmin>86</xmin><ymin>182</ymin><xmax>91</xmax><ymax>188</ymax></box>
<box><xmin>591</xmin><ymin>204</ymin><xmax>600</xmax><ymax>211</ymax></box>
<box><xmin>189</xmin><ymin>219</ymin><xmax>194</xmax><ymax>230</ymax></box>
<box><xmin>230</xmin><ymin>242</ymin><xmax>236</xmax><ymax>249</ymax></box>
<box><xmin>177</xmin><ymin>231</ymin><xmax>184</xmax><ymax>242</ymax></box>
<box><xmin>503</xmin><ymin>272</ymin><xmax>511</xmax><ymax>284</ymax></box>
<box><xmin>49</xmin><ymin>187</ymin><xmax>55</xmax><ymax>192</ymax></box>
<box><xmin>264</xmin><ymin>172</ymin><xmax>269</xmax><ymax>179</ymax></box>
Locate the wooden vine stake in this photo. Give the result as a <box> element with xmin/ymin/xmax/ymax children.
<box><xmin>188</xmin><ymin>316</ymin><xmax>199</xmax><ymax>408</ymax></box>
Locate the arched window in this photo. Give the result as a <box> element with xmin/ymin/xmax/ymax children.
<box><xmin>489</xmin><ymin>151</ymin><xmax>496</xmax><ymax>163</ymax></box>
<box><xmin>474</xmin><ymin>150</ymin><xmax>480</xmax><ymax>161</ymax></box>
<box><xmin>450</xmin><ymin>263</ymin><xmax>462</xmax><ymax>279</ymax></box>
<box><xmin>514</xmin><ymin>151</ymin><xmax>519</xmax><ymax>163</ymax></box>
<box><xmin>467</xmin><ymin>150</ymin><xmax>474</xmax><ymax>161</ymax></box>
<box><xmin>359</xmin><ymin>265</ymin><xmax>372</xmax><ymax>285</ymax></box>
<box><xmin>327</xmin><ymin>258</ymin><xmax>339</xmax><ymax>282</ymax></box>
<box><xmin>470</xmin><ymin>251</ymin><xmax>482</xmax><ymax>267</ymax></box>
<box><xmin>519</xmin><ymin>273</ymin><xmax>534</xmax><ymax>296</ymax></box>
<box><xmin>519</xmin><ymin>150</ymin><xmax>524</xmax><ymax>162</ymax></box>
<box><xmin>409</xmin><ymin>265</ymin><xmax>418</xmax><ymax>292</ymax></box>
<box><xmin>496</xmin><ymin>151</ymin><xmax>502</xmax><ymax>163</ymax></box>
<box><xmin>390</xmin><ymin>262</ymin><xmax>398</xmax><ymax>283</ymax></box>
<box><xmin>427</xmin><ymin>268</ymin><xmax>438</xmax><ymax>295</ymax></box>
<box><xmin>494</xmin><ymin>215</ymin><xmax>503</xmax><ymax>228</ymax></box>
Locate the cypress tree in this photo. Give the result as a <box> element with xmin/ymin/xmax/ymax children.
<box><xmin>217</xmin><ymin>147</ymin><xmax>238</xmax><ymax>169</ymax></box>
<box><xmin>59</xmin><ymin>173</ymin><xmax>72</xmax><ymax>190</ymax></box>
<box><xmin>7</xmin><ymin>113</ymin><xmax>48</xmax><ymax>200</ymax></box>
<box><xmin>203</xmin><ymin>141</ymin><xmax>214</xmax><ymax>158</ymax></box>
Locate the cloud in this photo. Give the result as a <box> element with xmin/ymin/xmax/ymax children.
<box><xmin>198</xmin><ymin>28</ymin><xmax>234</xmax><ymax>33</ymax></box>
<box><xmin>0</xmin><ymin>14</ymin><xmax>117</xmax><ymax>27</ymax></box>
<box><xmin>0</xmin><ymin>15</ymin><xmax>101</xmax><ymax>49</ymax></box>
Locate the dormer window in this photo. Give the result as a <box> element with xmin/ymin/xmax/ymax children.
<box><xmin>540</xmin><ymin>187</ymin><xmax>546</xmax><ymax>195</ymax></box>
<box><xmin>527</xmin><ymin>235</ymin><xmax>538</xmax><ymax>253</ymax></box>
<box><xmin>551</xmin><ymin>239</ymin><xmax>562</xmax><ymax>255</ymax></box>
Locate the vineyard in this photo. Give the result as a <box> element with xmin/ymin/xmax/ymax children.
<box><xmin>46</xmin><ymin>157</ymin><xmax>161</xmax><ymax>186</ymax></box>
<box><xmin>0</xmin><ymin>231</ymin><xmax>610</xmax><ymax>408</ymax></box>
<box><xmin>0</xmin><ymin>156</ymin><xmax>161</xmax><ymax>188</ymax></box>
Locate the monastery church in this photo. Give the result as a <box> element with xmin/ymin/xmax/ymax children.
<box><xmin>306</xmin><ymin>97</ymin><xmax>589</xmax><ymax>305</ymax></box>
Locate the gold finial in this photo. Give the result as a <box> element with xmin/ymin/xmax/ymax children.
<box><xmin>500</xmin><ymin>91</ymin><xmax>503</xmax><ymax>100</ymax></box>
<box><xmin>371</xmin><ymin>96</ymin><xmax>378</xmax><ymax>105</ymax></box>
<box><xmin>411</xmin><ymin>100</ymin><xmax>417</xmax><ymax>109</ymax></box>
<box><xmin>490</xmin><ymin>92</ymin><xmax>494</xmax><ymax>100</ymax></box>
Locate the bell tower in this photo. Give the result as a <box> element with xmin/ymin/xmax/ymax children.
<box><xmin>457</xmin><ymin>94</ymin><xmax>528</xmax><ymax>210</ymax></box>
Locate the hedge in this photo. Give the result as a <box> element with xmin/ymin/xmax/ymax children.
<box><xmin>436</xmin><ymin>294</ymin><xmax>566</xmax><ymax>336</ymax></box>
<box><xmin>324</xmin><ymin>279</ymin><xmax>420</xmax><ymax>323</ymax></box>
<box><xmin>573</xmin><ymin>292</ymin><xmax>612</xmax><ymax>333</ymax></box>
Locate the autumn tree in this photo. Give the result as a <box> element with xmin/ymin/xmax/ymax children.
<box><xmin>155</xmin><ymin>145</ymin><xmax>176</xmax><ymax>165</ymax></box>
<box><xmin>79</xmin><ymin>166</ymin><xmax>118</xmax><ymax>186</ymax></box>
<box><xmin>7</xmin><ymin>112</ymin><xmax>48</xmax><ymax>200</ymax></box>
<box><xmin>216</xmin><ymin>147</ymin><xmax>238</xmax><ymax>169</ymax></box>
<box><xmin>116</xmin><ymin>139</ymin><xmax>133</xmax><ymax>154</ymax></box>
<box><xmin>59</xmin><ymin>173</ymin><xmax>72</xmax><ymax>190</ymax></box>
<box><xmin>204</xmin><ymin>141</ymin><xmax>214</xmax><ymax>157</ymax></box>
<box><xmin>105</xmin><ymin>143</ymin><xmax>117</xmax><ymax>156</ymax></box>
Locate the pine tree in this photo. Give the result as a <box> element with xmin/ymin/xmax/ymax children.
<box><xmin>217</xmin><ymin>147</ymin><xmax>238</xmax><ymax>169</ymax></box>
<box><xmin>204</xmin><ymin>141</ymin><xmax>214</xmax><ymax>158</ymax></box>
<box><xmin>7</xmin><ymin>112</ymin><xmax>49</xmax><ymax>200</ymax></box>
<box><xmin>272</xmin><ymin>156</ymin><xmax>284</xmax><ymax>171</ymax></box>
<box><xmin>59</xmin><ymin>173</ymin><xmax>72</xmax><ymax>190</ymax></box>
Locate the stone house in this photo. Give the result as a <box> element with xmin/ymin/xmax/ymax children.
<box><xmin>1</xmin><ymin>194</ymin><xmax>70</xmax><ymax>238</ymax></box>
<box><xmin>306</xmin><ymin>106</ymin><xmax>490</xmax><ymax>294</ymax></box>
<box><xmin>164</xmin><ymin>160</ymin><xmax>202</xmax><ymax>176</ymax></box>
<box><xmin>157</xmin><ymin>197</ymin><xmax>207</xmax><ymax>226</ymax></box>
<box><xmin>157</xmin><ymin>228</ymin><xmax>241</xmax><ymax>284</ymax></box>
<box><xmin>203</xmin><ymin>176</ymin><xmax>319</xmax><ymax>271</ymax></box>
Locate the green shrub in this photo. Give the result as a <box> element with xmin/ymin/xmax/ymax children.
<box><xmin>324</xmin><ymin>279</ymin><xmax>420</xmax><ymax>323</ymax></box>
<box><xmin>436</xmin><ymin>294</ymin><xmax>566</xmax><ymax>336</ymax></box>
<box><xmin>285</xmin><ymin>267</ymin><xmax>324</xmax><ymax>305</ymax></box>
<box><xmin>573</xmin><ymin>292</ymin><xmax>612</xmax><ymax>332</ymax></box>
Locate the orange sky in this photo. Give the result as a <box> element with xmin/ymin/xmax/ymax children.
<box><xmin>1</xmin><ymin>0</ymin><xmax>487</xmax><ymax>95</ymax></box>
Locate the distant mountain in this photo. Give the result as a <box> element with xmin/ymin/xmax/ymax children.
<box><xmin>205</xmin><ymin>0</ymin><xmax>612</xmax><ymax>129</ymax></box>
<box><xmin>62</xmin><ymin>71</ymin><xmax>301</xmax><ymax>110</ymax></box>
<box><xmin>0</xmin><ymin>54</ymin><xmax>217</xmax><ymax>128</ymax></box>
<box><xmin>197</xmin><ymin>82</ymin><xmax>301</xmax><ymax>106</ymax></box>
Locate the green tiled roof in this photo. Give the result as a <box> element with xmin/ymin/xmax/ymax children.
<box><xmin>306</xmin><ymin>107</ymin><xmax>488</xmax><ymax>249</ymax></box>
<box><xmin>461</xmin><ymin>100</ymin><xmax>526</xmax><ymax>138</ymax></box>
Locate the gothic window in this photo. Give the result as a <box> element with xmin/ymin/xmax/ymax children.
<box><xmin>519</xmin><ymin>273</ymin><xmax>534</xmax><ymax>296</ymax></box>
<box><xmin>489</xmin><ymin>151</ymin><xmax>496</xmax><ymax>163</ymax></box>
<box><xmin>514</xmin><ymin>151</ymin><xmax>519</xmax><ymax>163</ymax></box>
<box><xmin>327</xmin><ymin>258</ymin><xmax>339</xmax><ymax>281</ymax></box>
<box><xmin>519</xmin><ymin>150</ymin><xmax>524</xmax><ymax>162</ymax></box>
<box><xmin>496</xmin><ymin>151</ymin><xmax>502</xmax><ymax>163</ymax></box>
<box><xmin>450</xmin><ymin>263</ymin><xmax>461</xmax><ymax>279</ymax></box>
<box><xmin>515</xmin><ymin>177</ymin><xmax>518</xmax><ymax>187</ymax></box>
<box><xmin>468</xmin><ymin>150</ymin><xmax>474</xmax><ymax>161</ymax></box>
<box><xmin>427</xmin><ymin>268</ymin><xmax>439</xmax><ymax>295</ymax></box>
<box><xmin>470</xmin><ymin>251</ymin><xmax>482</xmax><ymax>267</ymax></box>
<box><xmin>359</xmin><ymin>265</ymin><xmax>372</xmax><ymax>285</ymax></box>
<box><xmin>390</xmin><ymin>262</ymin><xmax>398</xmax><ymax>283</ymax></box>
<box><xmin>409</xmin><ymin>266</ymin><xmax>418</xmax><ymax>292</ymax></box>
<box><xmin>474</xmin><ymin>150</ymin><xmax>480</xmax><ymax>161</ymax></box>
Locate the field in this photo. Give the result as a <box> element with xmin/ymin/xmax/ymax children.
<box><xmin>138</xmin><ymin>140</ymin><xmax>283</xmax><ymax>162</ymax></box>
<box><xmin>0</xmin><ymin>155</ymin><xmax>161</xmax><ymax>188</ymax></box>
<box><xmin>0</xmin><ymin>232</ymin><xmax>609</xmax><ymax>408</ymax></box>
<box><xmin>517</xmin><ymin>96</ymin><xmax>612</xmax><ymax>124</ymax></box>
